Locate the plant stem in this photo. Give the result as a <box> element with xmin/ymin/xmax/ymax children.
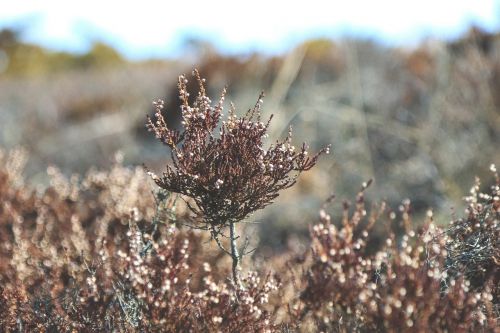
<box><xmin>229</xmin><ymin>222</ymin><xmax>242</xmax><ymax>288</ymax></box>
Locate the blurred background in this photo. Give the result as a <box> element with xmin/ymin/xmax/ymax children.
<box><xmin>1</xmin><ymin>1</ymin><xmax>499</xmax><ymax>250</ymax></box>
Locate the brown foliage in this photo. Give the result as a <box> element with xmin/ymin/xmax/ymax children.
<box><xmin>0</xmin><ymin>68</ymin><xmax>498</xmax><ymax>332</ymax></box>
<box><xmin>146</xmin><ymin>70</ymin><xmax>328</xmax><ymax>231</ymax></box>
<box><xmin>0</xmin><ymin>148</ymin><xmax>498</xmax><ymax>332</ymax></box>
<box><xmin>146</xmin><ymin>70</ymin><xmax>328</xmax><ymax>287</ymax></box>
<box><xmin>0</xmin><ymin>148</ymin><xmax>280</xmax><ymax>332</ymax></box>
<box><xmin>289</xmin><ymin>179</ymin><xmax>499</xmax><ymax>332</ymax></box>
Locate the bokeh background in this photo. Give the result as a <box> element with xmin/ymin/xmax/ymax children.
<box><xmin>1</xmin><ymin>1</ymin><xmax>499</xmax><ymax>251</ymax></box>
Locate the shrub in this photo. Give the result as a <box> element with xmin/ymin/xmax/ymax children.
<box><xmin>0</xmin><ymin>67</ymin><xmax>498</xmax><ymax>332</ymax></box>
<box><xmin>146</xmin><ymin>69</ymin><xmax>328</xmax><ymax>286</ymax></box>
<box><xmin>289</xmin><ymin>180</ymin><xmax>498</xmax><ymax>332</ymax></box>
<box><xmin>0</xmin><ymin>149</ymin><xmax>280</xmax><ymax>332</ymax></box>
<box><xmin>0</xmin><ymin>155</ymin><xmax>498</xmax><ymax>332</ymax></box>
<box><xmin>444</xmin><ymin>165</ymin><xmax>499</xmax><ymax>302</ymax></box>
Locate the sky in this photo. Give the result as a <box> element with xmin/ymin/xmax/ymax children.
<box><xmin>0</xmin><ymin>0</ymin><xmax>499</xmax><ymax>59</ymax></box>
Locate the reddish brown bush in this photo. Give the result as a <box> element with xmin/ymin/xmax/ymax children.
<box><xmin>146</xmin><ymin>70</ymin><xmax>328</xmax><ymax>286</ymax></box>
<box><xmin>0</xmin><ymin>149</ymin><xmax>280</xmax><ymax>332</ymax></box>
<box><xmin>289</xmin><ymin>180</ymin><xmax>498</xmax><ymax>332</ymax></box>
<box><xmin>0</xmin><ymin>68</ymin><xmax>498</xmax><ymax>332</ymax></box>
<box><xmin>0</xmin><ymin>152</ymin><xmax>498</xmax><ymax>332</ymax></box>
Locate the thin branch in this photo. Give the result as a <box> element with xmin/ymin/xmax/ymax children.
<box><xmin>211</xmin><ymin>234</ymin><xmax>232</xmax><ymax>257</ymax></box>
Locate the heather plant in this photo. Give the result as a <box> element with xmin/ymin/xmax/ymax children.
<box><xmin>444</xmin><ymin>165</ymin><xmax>499</xmax><ymax>302</ymax></box>
<box><xmin>1</xmin><ymin>62</ymin><xmax>499</xmax><ymax>332</ymax></box>
<box><xmin>289</xmin><ymin>181</ymin><xmax>498</xmax><ymax>332</ymax></box>
<box><xmin>0</xmin><ymin>148</ymin><xmax>279</xmax><ymax>332</ymax></box>
<box><xmin>146</xmin><ymin>69</ymin><xmax>329</xmax><ymax>287</ymax></box>
<box><xmin>0</xmin><ymin>153</ymin><xmax>498</xmax><ymax>332</ymax></box>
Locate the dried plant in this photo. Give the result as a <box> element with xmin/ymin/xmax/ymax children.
<box><xmin>291</xmin><ymin>181</ymin><xmax>498</xmax><ymax>332</ymax></box>
<box><xmin>146</xmin><ymin>70</ymin><xmax>329</xmax><ymax>286</ymax></box>
<box><xmin>0</xmin><ymin>148</ymin><xmax>498</xmax><ymax>332</ymax></box>
<box><xmin>0</xmin><ymin>149</ymin><xmax>280</xmax><ymax>332</ymax></box>
<box><xmin>444</xmin><ymin>164</ymin><xmax>499</xmax><ymax>301</ymax></box>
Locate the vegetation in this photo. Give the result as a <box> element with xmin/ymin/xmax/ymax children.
<box><xmin>0</xmin><ymin>70</ymin><xmax>498</xmax><ymax>331</ymax></box>
<box><xmin>0</xmin><ymin>26</ymin><xmax>499</xmax><ymax>331</ymax></box>
<box><xmin>0</xmin><ymin>29</ymin><xmax>125</xmax><ymax>76</ymax></box>
<box><xmin>146</xmin><ymin>70</ymin><xmax>327</xmax><ymax>286</ymax></box>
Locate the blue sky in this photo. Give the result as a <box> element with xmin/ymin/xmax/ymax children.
<box><xmin>1</xmin><ymin>1</ymin><xmax>499</xmax><ymax>59</ymax></box>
